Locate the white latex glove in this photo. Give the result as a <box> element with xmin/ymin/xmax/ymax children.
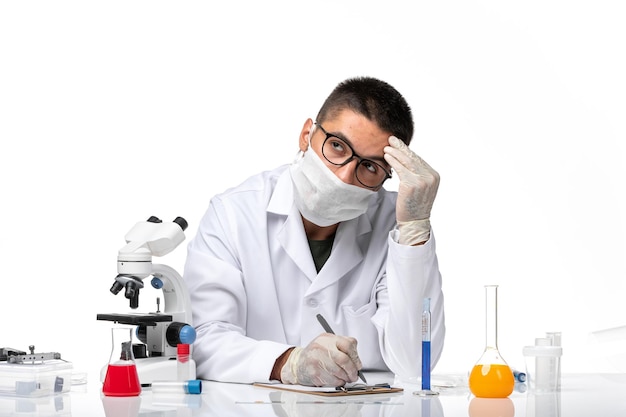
<box><xmin>280</xmin><ymin>333</ymin><xmax>362</xmax><ymax>387</ymax></box>
<box><xmin>384</xmin><ymin>136</ymin><xmax>440</xmax><ymax>245</ymax></box>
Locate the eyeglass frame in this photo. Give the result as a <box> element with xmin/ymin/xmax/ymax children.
<box><xmin>313</xmin><ymin>122</ymin><xmax>393</xmax><ymax>189</ymax></box>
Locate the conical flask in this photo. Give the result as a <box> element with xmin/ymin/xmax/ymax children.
<box><xmin>102</xmin><ymin>327</ymin><xmax>141</xmax><ymax>397</ymax></box>
<box><xmin>468</xmin><ymin>285</ymin><xmax>514</xmax><ymax>398</ymax></box>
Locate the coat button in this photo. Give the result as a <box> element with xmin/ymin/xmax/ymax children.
<box><xmin>307</xmin><ymin>298</ymin><xmax>319</xmax><ymax>307</ymax></box>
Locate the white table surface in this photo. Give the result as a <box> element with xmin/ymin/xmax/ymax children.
<box><xmin>2</xmin><ymin>371</ymin><xmax>625</xmax><ymax>416</ymax></box>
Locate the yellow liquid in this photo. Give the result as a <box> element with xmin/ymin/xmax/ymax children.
<box><xmin>469</xmin><ymin>364</ymin><xmax>515</xmax><ymax>398</ymax></box>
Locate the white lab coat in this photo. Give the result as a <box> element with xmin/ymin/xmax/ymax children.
<box><xmin>183</xmin><ymin>165</ymin><xmax>445</xmax><ymax>383</ymax></box>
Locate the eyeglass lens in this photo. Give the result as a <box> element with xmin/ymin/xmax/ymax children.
<box><xmin>321</xmin><ymin>136</ymin><xmax>389</xmax><ymax>188</ymax></box>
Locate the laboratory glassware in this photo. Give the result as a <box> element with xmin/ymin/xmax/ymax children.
<box><xmin>414</xmin><ymin>297</ymin><xmax>439</xmax><ymax>396</ymax></box>
<box><xmin>422</xmin><ymin>297</ymin><xmax>431</xmax><ymax>390</ymax></box>
<box><xmin>523</xmin><ymin>337</ymin><xmax>562</xmax><ymax>393</ymax></box>
<box><xmin>468</xmin><ymin>285</ymin><xmax>515</xmax><ymax>398</ymax></box>
<box><xmin>177</xmin><ymin>343</ymin><xmax>194</xmax><ymax>381</ymax></box>
<box><xmin>102</xmin><ymin>327</ymin><xmax>141</xmax><ymax>397</ymax></box>
<box><xmin>151</xmin><ymin>380</ymin><xmax>202</xmax><ymax>395</ymax></box>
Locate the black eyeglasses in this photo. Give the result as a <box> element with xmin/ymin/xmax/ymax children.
<box><xmin>314</xmin><ymin>122</ymin><xmax>392</xmax><ymax>189</ymax></box>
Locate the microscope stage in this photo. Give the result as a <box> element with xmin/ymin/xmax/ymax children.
<box><xmin>97</xmin><ymin>313</ymin><xmax>173</xmax><ymax>326</ymax></box>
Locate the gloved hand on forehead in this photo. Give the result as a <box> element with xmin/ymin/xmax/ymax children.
<box><xmin>280</xmin><ymin>333</ymin><xmax>362</xmax><ymax>387</ymax></box>
<box><xmin>384</xmin><ymin>136</ymin><xmax>440</xmax><ymax>245</ymax></box>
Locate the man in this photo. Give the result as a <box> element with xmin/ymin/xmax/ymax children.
<box><xmin>183</xmin><ymin>76</ymin><xmax>445</xmax><ymax>386</ymax></box>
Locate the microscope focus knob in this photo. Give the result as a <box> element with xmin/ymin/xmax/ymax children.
<box><xmin>166</xmin><ymin>322</ymin><xmax>197</xmax><ymax>346</ymax></box>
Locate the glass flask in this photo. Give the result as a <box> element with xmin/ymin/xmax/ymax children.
<box><xmin>468</xmin><ymin>285</ymin><xmax>515</xmax><ymax>398</ymax></box>
<box><xmin>102</xmin><ymin>327</ymin><xmax>141</xmax><ymax>397</ymax></box>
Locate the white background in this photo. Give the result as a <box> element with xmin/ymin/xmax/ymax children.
<box><xmin>1</xmin><ymin>1</ymin><xmax>625</xmax><ymax>379</ymax></box>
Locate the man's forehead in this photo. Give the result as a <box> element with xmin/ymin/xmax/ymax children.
<box><xmin>319</xmin><ymin>117</ymin><xmax>390</xmax><ymax>164</ymax></box>
<box><xmin>322</xmin><ymin>111</ymin><xmax>389</xmax><ymax>137</ymax></box>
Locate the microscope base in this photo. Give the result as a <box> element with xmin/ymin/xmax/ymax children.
<box><xmin>100</xmin><ymin>357</ymin><xmax>197</xmax><ymax>386</ymax></box>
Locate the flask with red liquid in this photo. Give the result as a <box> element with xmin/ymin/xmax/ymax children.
<box><xmin>102</xmin><ymin>327</ymin><xmax>141</xmax><ymax>397</ymax></box>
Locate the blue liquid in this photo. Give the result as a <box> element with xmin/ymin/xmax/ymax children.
<box><xmin>422</xmin><ymin>340</ymin><xmax>431</xmax><ymax>390</ymax></box>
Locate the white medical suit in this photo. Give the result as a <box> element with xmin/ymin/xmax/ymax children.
<box><xmin>183</xmin><ymin>165</ymin><xmax>445</xmax><ymax>383</ymax></box>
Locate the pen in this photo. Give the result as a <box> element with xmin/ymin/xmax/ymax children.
<box><xmin>316</xmin><ymin>313</ymin><xmax>368</xmax><ymax>384</ymax></box>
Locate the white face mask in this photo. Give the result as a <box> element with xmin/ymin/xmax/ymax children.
<box><xmin>289</xmin><ymin>143</ymin><xmax>376</xmax><ymax>227</ymax></box>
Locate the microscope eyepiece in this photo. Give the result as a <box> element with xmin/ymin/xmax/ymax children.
<box><xmin>173</xmin><ymin>217</ymin><xmax>188</xmax><ymax>231</ymax></box>
<box><xmin>146</xmin><ymin>215</ymin><xmax>186</xmax><ymax>231</ymax></box>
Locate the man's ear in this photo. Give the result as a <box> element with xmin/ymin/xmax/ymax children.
<box><xmin>298</xmin><ymin>118</ymin><xmax>315</xmax><ymax>152</ymax></box>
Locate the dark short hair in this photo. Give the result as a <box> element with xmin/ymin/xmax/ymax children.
<box><xmin>316</xmin><ymin>77</ymin><xmax>414</xmax><ymax>145</ymax></box>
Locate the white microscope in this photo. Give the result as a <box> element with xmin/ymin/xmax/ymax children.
<box><xmin>97</xmin><ymin>216</ymin><xmax>197</xmax><ymax>386</ymax></box>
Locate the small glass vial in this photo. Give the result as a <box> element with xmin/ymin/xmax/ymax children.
<box><xmin>177</xmin><ymin>344</ymin><xmax>193</xmax><ymax>381</ymax></box>
<box><xmin>151</xmin><ymin>380</ymin><xmax>202</xmax><ymax>395</ymax></box>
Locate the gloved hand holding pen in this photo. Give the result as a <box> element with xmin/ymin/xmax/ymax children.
<box><xmin>384</xmin><ymin>136</ymin><xmax>440</xmax><ymax>246</ymax></box>
<box><xmin>280</xmin><ymin>333</ymin><xmax>363</xmax><ymax>387</ymax></box>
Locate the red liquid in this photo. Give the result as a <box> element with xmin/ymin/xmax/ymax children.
<box><xmin>102</xmin><ymin>363</ymin><xmax>141</xmax><ymax>397</ymax></box>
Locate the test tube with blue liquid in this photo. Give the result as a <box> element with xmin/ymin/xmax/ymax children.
<box><xmin>422</xmin><ymin>297</ymin><xmax>431</xmax><ymax>390</ymax></box>
<box><xmin>414</xmin><ymin>297</ymin><xmax>438</xmax><ymax>396</ymax></box>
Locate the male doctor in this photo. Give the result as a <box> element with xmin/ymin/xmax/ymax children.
<box><xmin>183</xmin><ymin>76</ymin><xmax>445</xmax><ymax>387</ymax></box>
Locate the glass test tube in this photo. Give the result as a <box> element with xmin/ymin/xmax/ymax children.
<box><xmin>177</xmin><ymin>344</ymin><xmax>193</xmax><ymax>381</ymax></box>
<box><xmin>151</xmin><ymin>380</ymin><xmax>202</xmax><ymax>395</ymax></box>
<box><xmin>422</xmin><ymin>297</ymin><xmax>431</xmax><ymax>391</ymax></box>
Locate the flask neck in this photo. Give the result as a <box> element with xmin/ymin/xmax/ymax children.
<box><xmin>484</xmin><ymin>285</ymin><xmax>499</xmax><ymax>349</ymax></box>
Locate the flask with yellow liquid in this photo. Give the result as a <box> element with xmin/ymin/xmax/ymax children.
<box><xmin>468</xmin><ymin>285</ymin><xmax>515</xmax><ymax>398</ymax></box>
